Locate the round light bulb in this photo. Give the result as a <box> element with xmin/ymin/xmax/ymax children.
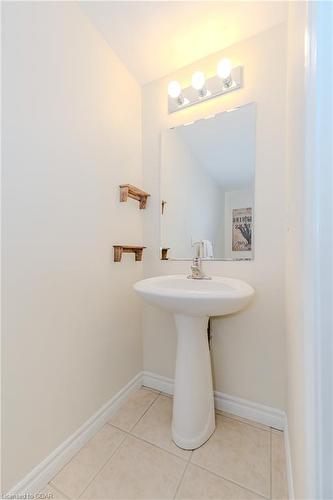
<box><xmin>217</xmin><ymin>59</ymin><xmax>232</xmax><ymax>79</ymax></box>
<box><xmin>191</xmin><ymin>71</ymin><xmax>206</xmax><ymax>90</ymax></box>
<box><xmin>168</xmin><ymin>80</ymin><xmax>182</xmax><ymax>99</ymax></box>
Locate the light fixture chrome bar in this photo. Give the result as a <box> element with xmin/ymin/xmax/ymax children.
<box><xmin>168</xmin><ymin>66</ymin><xmax>243</xmax><ymax>114</ymax></box>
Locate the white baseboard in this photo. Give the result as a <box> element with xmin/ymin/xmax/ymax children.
<box><xmin>284</xmin><ymin>420</ymin><xmax>295</xmax><ymax>500</ymax></box>
<box><xmin>7</xmin><ymin>372</ymin><xmax>142</xmax><ymax>497</ymax></box>
<box><xmin>142</xmin><ymin>371</ymin><xmax>286</xmax><ymax>430</ymax></box>
<box><xmin>8</xmin><ymin>370</ymin><xmax>289</xmax><ymax>497</ymax></box>
<box><xmin>142</xmin><ymin>371</ymin><xmax>174</xmax><ymax>395</ymax></box>
<box><xmin>214</xmin><ymin>391</ymin><xmax>286</xmax><ymax>430</ymax></box>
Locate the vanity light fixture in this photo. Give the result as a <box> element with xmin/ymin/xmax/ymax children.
<box><xmin>217</xmin><ymin>59</ymin><xmax>233</xmax><ymax>88</ymax></box>
<box><xmin>168</xmin><ymin>80</ymin><xmax>189</xmax><ymax>107</ymax></box>
<box><xmin>168</xmin><ymin>80</ymin><xmax>182</xmax><ymax>101</ymax></box>
<box><xmin>168</xmin><ymin>59</ymin><xmax>243</xmax><ymax>113</ymax></box>
<box><xmin>191</xmin><ymin>71</ymin><xmax>210</xmax><ymax>98</ymax></box>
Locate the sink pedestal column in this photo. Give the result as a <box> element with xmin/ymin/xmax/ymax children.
<box><xmin>172</xmin><ymin>314</ymin><xmax>215</xmax><ymax>450</ymax></box>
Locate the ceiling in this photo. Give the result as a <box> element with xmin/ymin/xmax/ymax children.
<box><xmin>80</xmin><ymin>1</ymin><xmax>288</xmax><ymax>85</ymax></box>
<box><xmin>177</xmin><ymin>103</ymin><xmax>256</xmax><ymax>191</ymax></box>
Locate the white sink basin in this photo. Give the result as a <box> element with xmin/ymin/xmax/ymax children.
<box><xmin>134</xmin><ymin>274</ymin><xmax>254</xmax><ymax>450</ymax></box>
<box><xmin>133</xmin><ymin>274</ymin><xmax>254</xmax><ymax>317</ymax></box>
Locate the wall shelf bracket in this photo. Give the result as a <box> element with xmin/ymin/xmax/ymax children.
<box><xmin>161</xmin><ymin>248</ymin><xmax>170</xmax><ymax>260</ymax></box>
<box><xmin>119</xmin><ymin>184</ymin><xmax>150</xmax><ymax>209</ymax></box>
<box><xmin>113</xmin><ymin>245</ymin><xmax>146</xmax><ymax>262</ymax></box>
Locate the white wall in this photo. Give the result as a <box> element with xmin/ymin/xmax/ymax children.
<box><xmin>285</xmin><ymin>4</ymin><xmax>307</xmax><ymax>496</ymax></box>
<box><xmin>285</xmin><ymin>2</ymin><xmax>333</xmax><ymax>498</ymax></box>
<box><xmin>142</xmin><ymin>24</ymin><xmax>287</xmax><ymax>410</ymax></box>
<box><xmin>1</xmin><ymin>2</ymin><xmax>143</xmax><ymax>492</ymax></box>
<box><xmin>161</xmin><ymin>130</ymin><xmax>223</xmax><ymax>258</ymax></box>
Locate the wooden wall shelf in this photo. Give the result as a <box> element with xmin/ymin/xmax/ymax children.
<box><xmin>113</xmin><ymin>245</ymin><xmax>146</xmax><ymax>262</ymax></box>
<box><xmin>119</xmin><ymin>184</ymin><xmax>150</xmax><ymax>209</ymax></box>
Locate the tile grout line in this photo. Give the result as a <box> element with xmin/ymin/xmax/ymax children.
<box><xmin>109</xmin><ymin>404</ymin><xmax>274</xmax><ymax>466</ymax></box>
<box><xmin>76</xmin><ymin>430</ymin><xmax>190</xmax><ymax>500</ymax></box>
<box><xmin>188</xmin><ymin>415</ymin><xmax>271</xmax><ymax>498</ymax></box>
<box><xmin>107</xmin><ymin>393</ymin><xmax>270</xmax><ymax>497</ymax></box>
<box><xmin>48</xmin><ymin>388</ymin><xmax>280</xmax><ymax>499</ymax></box>
<box><xmin>49</xmin><ymin>424</ymin><xmax>130</xmax><ymax>497</ymax></box>
<box><xmin>125</xmin><ymin>389</ymin><xmax>273</xmax><ymax>498</ymax></box>
<box><xmin>107</xmin><ymin>423</ymin><xmax>192</xmax><ymax>463</ymax></box>
<box><xmin>46</xmin><ymin>482</ymin><xmax>70</xmax><ymax>499</ymax></box>
<box><xmin>128</xmin><ymin>390</ymin><xmax>161</xmax><ymax>432</ymax></box>
<box><xmin>108</xmin><ymin>390</ymin><xmax>273</xmax><ymax>465</ymax></box>
<box><xmin>107</xmin><ymin>393</ymin><xmax>192</xmax><ymax>463</ymax></box>
<box><xmin>173</xmin><ymin>455</ymin><xmax>191</xmax><ymax>500</ymax></box>
<box><xmin>189</xmin><ymin>460</ymin><xmax>270</xmax><ymax>499</ymax></box>
<box><xmin>74</xmin><ymin>390</ymin><xmax>161</xmax><ymax>499</ymax></box>
<box><xmin>75</xmin><ymin>431</ymin><xmax>128</xmax><ymax>499</ymax></box>
<box><xmin>107</xmin><ymin>389</ymin><xmax>160</xmax><ymax>435</ymax></box>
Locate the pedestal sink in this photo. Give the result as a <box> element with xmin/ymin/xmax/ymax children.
<box><xmin>133</xmin><ymin>275</ymin><xmax>254</xmax><ymax>450</ymax></box>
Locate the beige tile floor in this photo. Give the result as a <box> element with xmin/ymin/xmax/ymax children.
<box><xmin>42</xmin><ymin>388</ymin><xmax>288</xmax><ymax>500</ymax></box>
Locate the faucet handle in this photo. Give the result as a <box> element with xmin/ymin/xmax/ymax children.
<box><xmin>192</xmin><ymin>240</ymin><xmax>202</xmax><ymax>258</ymax></box>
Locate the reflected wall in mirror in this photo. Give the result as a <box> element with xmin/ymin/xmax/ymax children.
<box><xmin>160</xmin><ymin>103</ymin><xmax>256</xmax><ymax>261</ymax></box>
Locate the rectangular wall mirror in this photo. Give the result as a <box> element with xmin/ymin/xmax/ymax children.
<box><xmin>160</xmin><ymin>102</ymin><xmax>256</xmax><ymax>261</ymax></box>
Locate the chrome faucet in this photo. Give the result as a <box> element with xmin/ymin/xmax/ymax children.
<box><xmin>187</xmin><ymin>256</ymin><xmax>211</xmax><ymax>280</ymax></box>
